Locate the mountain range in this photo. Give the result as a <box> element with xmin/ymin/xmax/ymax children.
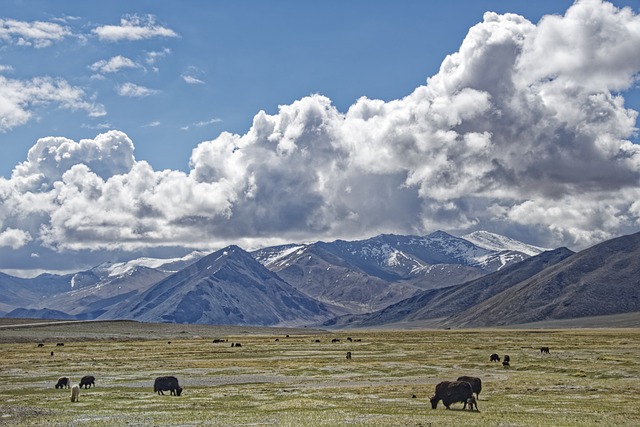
<box><xmin>1</xmin><ymin>230</ymin><xmax>638</xmax><ymax>328</ymax></box>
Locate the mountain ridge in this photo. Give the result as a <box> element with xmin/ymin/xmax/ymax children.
<box><xmin>2</xmin><ymin>230</ymin><xmax>638</xmax><ymax>328</ymax></box>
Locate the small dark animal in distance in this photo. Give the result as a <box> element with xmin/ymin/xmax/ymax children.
<box><xmin>346</xmin><ymin>351</ymin><xmax>352</xmax><ymax>359</ymax></box>
<box><xmin>490</xmin><ymin>353</ymin><xmax>500</xmax><ymax>362</ymax></box>
<box><xmin>541</xmin><ymin>346</ymin><xmax>550</xmax><ymax>354</ymax></box>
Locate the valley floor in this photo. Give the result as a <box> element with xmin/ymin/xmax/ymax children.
<box><xmin>0</xmin><ymin>321</ymin><xmax>639</xmax><ymax>426</ymax></box>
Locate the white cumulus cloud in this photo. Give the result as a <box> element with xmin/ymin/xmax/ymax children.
<box><xmin>0</xmin><ymin>228</ymin><xmax>31</xmax><ymax>249</ymax></box>
<box><xmin>0</xmin><ymin>0</ymin><xmax>639</xmax><ymax>272</ymax></box>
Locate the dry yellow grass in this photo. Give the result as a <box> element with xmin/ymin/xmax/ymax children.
<box><xmin>0</xmin><ymin>321</ymin><xmax>639</xmax><ymax>426</ymax></box>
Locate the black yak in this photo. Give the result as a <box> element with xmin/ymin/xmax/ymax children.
<box><xmin>456</xmin><ymin>376</ymin><xmax>482</xmax><ymax>399</ymax></box>
<box><xmin>430</xmin><ymin>381</ymin><xmax>474</xmax><ymax>409</ymax></box>
<box><xmin>55</xmin><ymin>377</ymin><xmax>70</xmax><ymax>389</ymax></box>
<box><xmin>79</xmin><ymin>375</ymin><xmax>95</xmax><ymax>388</ymax></box>
<box><xmin>541</xmin><ymin>346</ymin><xmax>550</xmax><ymax>354</ymax></box>
<box><xmin>490</xmin><ymin>353</ymin><xmax>500</xmax><ymax>362</ymax></box>
<box><xmin>154</xmin><ymin>376</ymin><xmax>183</xmax><ymax>396</ymax></box>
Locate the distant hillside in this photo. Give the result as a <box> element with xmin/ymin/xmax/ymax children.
<box><xmin>30</xmin><ymin>266</ymin><xmax>170</xmax><ymax>320</ymax></box>
<box><xmin>450</xmin><ymin>231</ymin><xmax>640</xmax><ymax>327</ymax></box>
<box><xmin>5</xmin><ymin>307</ymin><xmax>75</xmax><ymax>320</ymax></box>
<box><xmin>324</xmin><ymin>247</ymin><xmax>574</xmax><ymax>328</ymax></box>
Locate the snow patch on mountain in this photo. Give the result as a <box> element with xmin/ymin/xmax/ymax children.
<box><xmin>462</xmin><ymin>231</ymin><xmax>547</xmax><ymax>256</ymax></box>
<box><xmin>98</xmin><ymin>251</ymin><xmax>206</xmax><ymax>277</ymax></box>
<box><xmin>257</xmin><ymin>245</ymin><xmax>306</xmax><ymax>269</ymax></box>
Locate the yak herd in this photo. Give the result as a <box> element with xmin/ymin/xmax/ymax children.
<box><xmin>42</xmin><ymin>340</ymin><xmax>551</xmax><ymax>412</ymax></box>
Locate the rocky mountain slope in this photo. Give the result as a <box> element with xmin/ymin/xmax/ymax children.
<box><xmin>450</xmin><ymin>231</ymin><xmax>640</xmax><ymax>327</ymax></box>
<box><xmin>1</xmin><ymin>252</ymin><xmax>205</xmax><ymax>319</ymax></box>
<box><xmin>252</xmin><ymin>231</ymin><xmax>534</xmax><ymax>313</ymax></box>
<box><xmin>3</xmin><ymin>230</ymin><xmax>636</xmax><ymax>328</ymax></box>
<box><xmin>324</xmin><ymin>247</ymin><xmax>574</xmax><ymax>328</ymax></box>
<box><xmin>99</xmin><ymin>246</ymin><xmax>334</xmax><ymax>326</ymax></box>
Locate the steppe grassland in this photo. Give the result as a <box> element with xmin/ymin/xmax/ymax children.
<box><xmin>0</xmin><ymin>327</ymin><xmax>639</xmax><ymax>426</ymax></box>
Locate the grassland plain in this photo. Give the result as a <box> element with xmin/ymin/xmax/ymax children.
<box><xmin>0</xmin><ymin>321</ymin><xmax>639</xmax><ymax>426</ymax></box>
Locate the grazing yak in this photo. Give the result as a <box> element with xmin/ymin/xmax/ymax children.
<box><xmin>154</xmin><ymin>376</ymin><xmax>183</xmax><ymax>396</ymax></box>
<box><xmin>55</xmin><ymin>377</ymin><xmax>70</xmax><ymax>389</ymax></box>
<box><xmin>346</xmin><ymin>351</ymin><xmax>352</xmax><ymax>360</ymax></box>
<box><xmin>70</xmin><ymin>385</ymin><xmax>80</xmax><ymax>402</ymax></box>
<box><xmin>456</xmin><ymin>376</ymin><xmax>482</xmax><ymax>399</ymax></box>
<box><xmin>79</xmin><ymin>375</ymin><xmax>95</xmax><ymax>388</ymax></box>
<box><xmin>430</xmin><ymin>381</ymin><xmax>475</xmax><ymax>410</ymax></box>
<box><xmin>464</xmin><ymin>395</ymin><xmax>479</xmax><ymax>411</ymax></box>
<box><xmin>541</xmin><ymin>346</ymin><xmax>550</xmax><ymax>354</ymax></box>
<box><xmin>490</xmin><ymin>353</ymin><xmax>500</xmax><ymax>362</ymax></box>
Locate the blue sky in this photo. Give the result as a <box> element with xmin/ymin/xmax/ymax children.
<box><xmin>4</xmin><ymin>0</ymin><xmax>636</xmax><ymax>177</ymax></box>
<box><xmin>1</xmin><ymin>0</ymin><xmax>639</xmax><ymax>276</ymax></box>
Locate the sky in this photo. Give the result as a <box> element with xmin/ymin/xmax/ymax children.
<box><xmin>0</xmin><ymin>0</ymin><xmax>639</xmax><ymax>277</ymax></box>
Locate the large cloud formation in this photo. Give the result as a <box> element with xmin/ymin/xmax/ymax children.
<box><xmin>1</xmin><ymin>0</ymin><xmax>639</xmax><ymax>272</ymax></box>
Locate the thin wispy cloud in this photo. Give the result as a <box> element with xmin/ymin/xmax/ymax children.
<box><xmin>181</xmin><ymin>117</ymin><xmax>222</xmax><ymax>130</ymax></box>
<box><xmin>0</xmin><ymin>75</ymin><xmax>106</xmax><ymax>132</ymax></box>
<box><xmin>145</xmin><ymin>48</ymin><xmax>171</xmax><ymax>65</ymax></box>
<box><xmin>182</xmin><ymin>75</ymin><xmax>205</xmax><ymax>85</ymax></box>
<box><xmin>82</xmin><ymin>122</ymin><xmax>113</xmax><ymax>130</ymax></box>
<box><xmin>51</xmin><ymin>15</ymin><xmax>81</xmax><ymax>24</ymax></box>
<box><xmin>181</xmin><ymin>66</ymin><xmax>205</xmax><ymax>84</ymax></box>
<box><xmin>0</xmin><ymin>18</ymin><xmax>72</xmax><ymax>48</ymax></box>
<box><xmin>116</xmin><ymin>82</ymin><xmax>159</xmax><ymax>97</ymax></box>
<box><xmin>93</xmin><ymin>14</ymin><xmax>178</xmax><ymax>42</ymax></box>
